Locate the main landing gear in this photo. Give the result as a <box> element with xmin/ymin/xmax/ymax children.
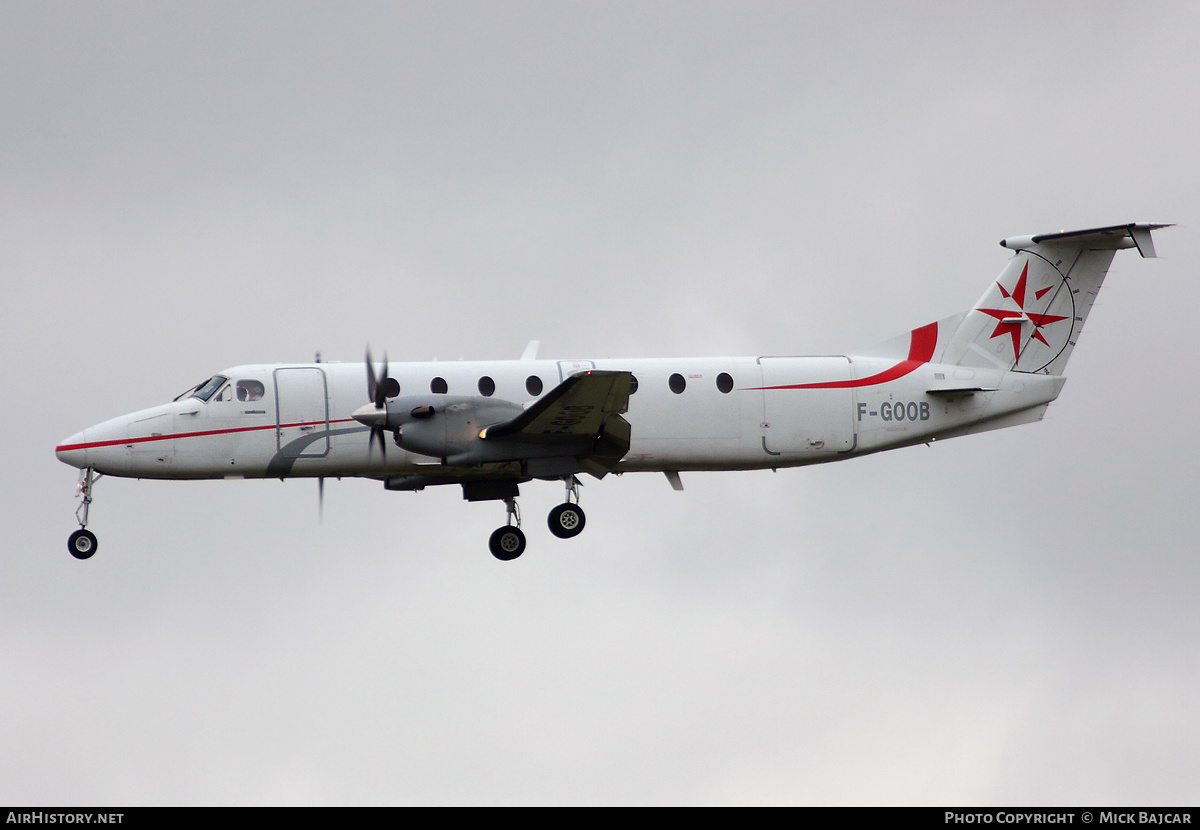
<box><xmin>487</xmin><ymin>476</ymin><xmax>588</xmax><ymax>561</ymax></box>
<box><xmin>547</xmin><ymin>475</ymin><xmax>585</xmax><ymax>539</ymax></box>
<box><xmin>489</xmin><ymin>498</ymin><xmax>526</xmax><ymax>561</ymax></box>
<box><xmin>68</xmin><ymin>468</ymin><xmax>100</xmax><ymax>560</ymax></box>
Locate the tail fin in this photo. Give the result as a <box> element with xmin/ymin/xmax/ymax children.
<box><xmin>937</xmin><ymin>223</ymin><xmax>1168</xmax><ymax>375</ymax></box>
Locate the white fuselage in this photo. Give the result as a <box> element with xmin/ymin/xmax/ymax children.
<box><xmin>55</xmin><ymin>347</ymin><xmax>1064</xmax><ymax>481</ymax></box>
<box><xmin>53</xmin><ymin>222</ymin><xmax>1162</xmax><ymax>561</ymax></box>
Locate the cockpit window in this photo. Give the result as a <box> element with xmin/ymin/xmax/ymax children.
<box><xmin>236</xmin><ymin>380</ymin><xmax>265</xmax><ymax>402</ymax></box>
<box><xmin>190</xmin><ymin>375</ymin><xmax>229</xmax><ymax>402</ymax></box>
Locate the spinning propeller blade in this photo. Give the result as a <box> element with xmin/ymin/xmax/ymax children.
<box><xmin>360</xmin><ymin>347</ymin><xmax>397</xmax><ymax>464</ymax></box>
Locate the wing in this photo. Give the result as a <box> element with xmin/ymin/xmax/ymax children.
<box><xmin>482</xmin><ymin>370</ymin><xmax>631</xmax><ymax>442</ymax></box>
<box><xmin>481</xmin><ymin>370</ymin><xmax>633</xmax><ymax>475</ymax></box>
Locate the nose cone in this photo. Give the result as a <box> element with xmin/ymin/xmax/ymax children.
<box><xmin>55</xmin><ymin>414</ymin><xmax>132</xmax><ymax>474</ymax></box>
<box><xmin>55</xmin><ymin>430</ymin><xmax>90</xmax><ymax>469</ymax></box>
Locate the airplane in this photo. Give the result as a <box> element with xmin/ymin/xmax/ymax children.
<box><xmin>56</xmin><ymin>222</ymin><xmax>1167</xmax><ymax>561</ymax></box>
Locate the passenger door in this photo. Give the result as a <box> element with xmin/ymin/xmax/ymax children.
<box><xmin>274</xmin><ymin>368</ymin><xmax>330</xmax><ymax>458</ymax></box>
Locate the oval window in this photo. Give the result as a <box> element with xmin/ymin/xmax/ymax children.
<box><xmin>669</xmin><ymin>373</ymin><xmax>686</xmax><ymax>394</ymax></box>
<box><xmin>629</xmin><ymin>375</ymin><xmax>639</xmax><ymax>395</ymax></box>
<box><xmin>716</xmin><ymin>372</ymin><xmax>734</xmax><ymax>394</ymax></box>
<box><xmin>526</xmin><ymin>375</ymin><xmax>543</xmax><ymax>396</ymax></box>
<box><xmin>478</xmin><ymin>376</ymin><xmax>496</xmax><ymax>396</ymax></box>
<box><xmin>430</xmin><ymin>377</ymin><xmax>448</xmax><ymax>394</ymax></box>
<box><xmin>236</xmin><ymin>380</ymin><xmax>266</xmax><ymax>402</ymax></box>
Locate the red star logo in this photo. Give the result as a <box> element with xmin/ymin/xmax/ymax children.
<box><xmin>976</xmin><ymin>262</ymin><xmax>1068</xmax><ymax>362</ymax></box>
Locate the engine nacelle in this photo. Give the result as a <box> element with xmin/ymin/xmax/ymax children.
<box><xmin>385</xmin><ymin>395</ymin><xmax>525</xmax><ymax>462</ymax></box>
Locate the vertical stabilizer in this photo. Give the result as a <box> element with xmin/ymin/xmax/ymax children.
<box><xmin>938</xmin><ymin>223</ymin><xmax>1167</xmax><ymax>375</ymax></box>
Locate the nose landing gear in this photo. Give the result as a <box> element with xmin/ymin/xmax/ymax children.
<box><xmin>68</xmin><ymin>468</ymin><xmax>101</xmax><ymax>560</ymax></box>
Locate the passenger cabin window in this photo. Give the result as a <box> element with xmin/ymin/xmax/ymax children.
<box><xmin>629</xmin><ymin>375</ymin><xmax>639</xmax><ymax>395</ymax></box>
<box><xmin>669</xmin><ymin>373</ymin><xmax>686</xmax><ymax>394</ymax></box>
<box><xmin>237</xmin><ymin>380</ymin><xmax>266</xmax><ymax>402</ymax></box>
<box><xmin>430</xmin><ymin>377</ymin><xmax>448</xmax><ymax>394</ymax></box>
<box><xmin>190</xmin><ymin>375</ymin><xmax>229</xmax><ymax>402</ymax></box>
<box><xmin>716</xmin><ymin>373</ymin><xmax>734</xmax><ymax>394</ymax></box>
<box><xmin>478</xmin><ymin>376</ymin><xmax>496</xmax><ymax>397</ymax></box>
<box><xmin>526</xmin><ymin>375</ymin><xmax>543</xmax><ymax>396</ymax></box>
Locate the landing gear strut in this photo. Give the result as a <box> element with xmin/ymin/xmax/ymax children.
<box><xmin>483</xmin><ymin>476</ymin><xmax>589</xmax><ymax>560</ymax></box>
<box><xmin>548</xmin><ymin>475</ymin><xmax>586</xmax><ymax>539</ymax></box>
<box><xmin>488</xmin><ymin>497</ymin><xmax>526</xmax><ymax>561</ymax></box>
<box><xmin>68</xmin><ymin>468</ymin><xmax>100</xmax><ymax>560</ymax></box>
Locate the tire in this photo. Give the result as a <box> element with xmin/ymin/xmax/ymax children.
<box><xmin>547</xmin><ymin>503</ymin><xmax>586</xmax><ymax>539</ymax></box>
<box><xmin>68</xmin><ymin>529</ymin><xmax>98</xmax><ymax>560</ymax></box>
<box><xmin>489</xmin><ymin>526</ymin><xmax>526</xmax><ymax>561</ymax></box>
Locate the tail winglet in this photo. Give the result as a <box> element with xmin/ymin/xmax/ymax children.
<box><xmin>1000</xmin><ymin>222</ymin><xmax>1171</xmax><ymax>258</ymax></box>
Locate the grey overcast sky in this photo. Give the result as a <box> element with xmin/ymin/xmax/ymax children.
<box><xmin>3</xmin><ymin>1</ymin><xmax>1198</xmax><ymax>805</ymax></box>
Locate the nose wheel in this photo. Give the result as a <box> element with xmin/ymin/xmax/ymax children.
<box><xmin>68</xmin><ymin>468</ymin><xmax>101</xmax><ymax>560</ymax></box>
<box><xmin>68</xmin><ymin>529</ymin><xmax>98</xmax><ymax>560</ymax></box>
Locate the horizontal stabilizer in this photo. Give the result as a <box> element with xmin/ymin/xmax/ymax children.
<box><xmin>1000</xmin><ymin>223</ymin><xmax>1171</xmax><ymax>257</ymax></box>
<box><xmin>925</xmin><ymin>386</ymin><xmax>997</xmax><ymax>395</ymax></box>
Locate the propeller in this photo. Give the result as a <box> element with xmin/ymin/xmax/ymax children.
<box><xmin>356</xmin><ymin>347</ymin><xmax>399</xmax><ymax>463</ymax></box>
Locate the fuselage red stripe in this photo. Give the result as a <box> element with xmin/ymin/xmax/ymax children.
<box><xmin>59</xmin><ymin>325</ymin><xmax>940</xmax><ymax>453</ymax></box>
<box><xmin>746</xmin><ymin>322</ymin><xmax>938</xmax><ymax>391</ymax></box>
<box><xmin>55</xmin><ymin>418</ymin><xmax>360</xmax><ymax>453</ymax></box>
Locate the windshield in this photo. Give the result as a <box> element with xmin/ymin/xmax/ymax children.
<box><xmin>184</xmin><ymin>375</ymin><xmax>229</xmax><ymax>403</ymax></box>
